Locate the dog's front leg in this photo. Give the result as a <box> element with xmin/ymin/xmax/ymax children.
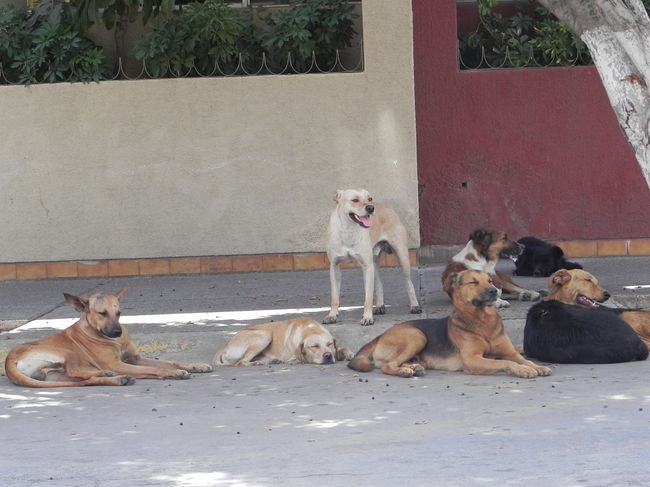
<box><xmin>360</xmin><ymin>262</ymin><xmax>375</xmax><ymax>326</ymax></box>
<box><xmin>323</xmin><ymin>263</ymin><xmax>342</xmax><ymax>324</ymax></box>
<box><xmin>372</xmin><ymin>256</ymin><xmax>386</xmax><ymax>316</ymax></box>
<box><xmin>129</xmin><ymin>356</ymin><xmax>213</xmax><ymax>373</ymax></box>
<box><xmin>493</xmin><ymin>343</ymin><xmax>552</xmax><ymax>377</ymax></box>
<box><xmin>108</xmin><ymin>361</ymin><xmax>192</xmax><ymax>379</ymax></box>
<box><xmin>62</xmin><ymin>353</ymin><xmax>130</xmax><ymax>381</ymax></box>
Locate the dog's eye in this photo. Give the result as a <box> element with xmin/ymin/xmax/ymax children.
<box><xmin>99</xmin><ymin>311</ymin><xmax>108</xmax><ymax>317</ymax></box>
<box><xmin>352</xmin><ymin>198</ymin><xmax>359</xmax><ymax>203</ymax></box>
<box><xmin>368</xmin><ymin>197</ymin><xmax>373</xmax><ymax>202</ymax></box>
<box><xmin>311</xmin><ymin>344</ymin><xmax>320</xmax><ymax>348</ymax></box>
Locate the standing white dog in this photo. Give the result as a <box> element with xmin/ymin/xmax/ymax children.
<box><xmin>323</xmin><ymin>188</ymin><xmax>422</xmax><ymax>326</ymax></box>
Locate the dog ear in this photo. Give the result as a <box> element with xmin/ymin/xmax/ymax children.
<box><xmin>443</xmin><ymin>272</ymin><xmax>461</xmax><ymax>294</ymax></box>
<box><xmin>470</xmin><ymin>228</ymin><xmax>491</xmax><ymax>247</ymax></box>
<box><xmin>64</xmin><ymin>293</ymin><xmax>90</xmax><ymax>313</ymax></box>
<box><xmin>115</xmin><ymin>285</ymin><xmax>129</xmax><ymax>302</ymax></box>
<box><xmin>548</xmin><ymin>269</ymin><xmax>571</xmax><ymax>290</ymax></box>
<box><xmin>334</xmin><ymin>190</ymin><xmax>343</xmax><ymax>203</ymax></box>
<box><xmin>296</xmin><ymin>343</ymin><xmax>306</xmax><ymax>363</ymax></box>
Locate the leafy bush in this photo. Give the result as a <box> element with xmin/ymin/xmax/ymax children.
<box><xmin>257</xmin><ymin>0</ymin><xmax>358</xmax><ymax>72</ymax></box>
<box><xmin>135</xmin><ymin>0</ymin><xmax>253</xmax><ymax>77</ymax></box>
<box><xmin>459</xmin><ymin>1</ymin><xmax>592</xmax><ymax>69</ymax></box>
<box><xmin>0</xmin><ymin>1</ymin><xmax>110</xmax><ymax>84</ymax></box>
<box><xmin>135</xmin><ymin>0</ymin><xmax>358</xmax><ymax>77</ymax></box>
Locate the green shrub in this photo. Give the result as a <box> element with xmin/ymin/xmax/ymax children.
<box><xmin>257</xmin><ymin>0</ymin><xmax>358</xmax><ymax>72</ymax></box>
<box><xmin>459</xmin><ymin>1</ymin><xmax>592</xmax><ymax>69</ymax></box>
<box><xmin>135</xmin><ymin>0</ymin><xmax>358</xmax><ymax>77</ymax></box>
<box><xmin>0</xmin><ymin>2</ymin><xmax>110</xmax><ymax>84</ymax></box>
<box><xmin>135</xmin><ymin>0</ymin><xmax>254</xmax><ymax>77</ymax></box>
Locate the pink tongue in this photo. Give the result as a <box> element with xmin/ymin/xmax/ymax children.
<box><xmin>577</xmin><ymin>295</ymin><xmax>599</xmax><ymax>308</ymax></box>
<box><xmin>357</xmin><ymin>215</ymin><xmax>373</xmax><ymax>228</ymax></box>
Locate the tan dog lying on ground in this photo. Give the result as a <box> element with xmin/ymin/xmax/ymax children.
<box><xmin>348</xmin><ymin>270</ymin><xmax>552</xmax><ymax>378</ymax></box>
<box><xmin>524</xmin><ymin>269</ymin><xmax>650</xmax><ymax>363</ymax></box>
<box><xmin>212</xmin><ymin>317</ymin><xmax>353</xmax><ymax>366</ymax></box>
<box><xmin>323</xmin><ymin>188</ymin><xmax>422</xmax><ymax>326</ymax></box>
<box><xmin>4</xmin><ymin>287</ymin><xmax>213</xmax><ymax>388</ymax></box>
<box><xmin>442</xmin><ymin>228</ymin><xmax>542</xmax><ymax>308</ymax></box>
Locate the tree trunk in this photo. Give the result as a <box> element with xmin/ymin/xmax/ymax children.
<box><xmin>538</xmin><ymin>0</ymin><xmax>650</xmax><ymax>189</ymax></box>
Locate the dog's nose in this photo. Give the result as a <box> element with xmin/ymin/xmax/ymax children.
<box><xmin>365</xmin><ymin>205</ymin><xmax>374</xmax><ymax>214</ymax></box>
<box><xmin>102</xmin><ymin>324</ymin><xmax>122</xmax><ymax>338</ymax></box>
<box><xmin>603</xmin><ymin>291</ymin><xmax>611</xmax><ymax>300</ymax></box>
<box><xmin>323</xmin><ymin>351</ymin><xmax>333</xmax><ymax>363</ymax></box>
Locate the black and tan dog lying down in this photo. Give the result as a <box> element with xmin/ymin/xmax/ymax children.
<box><xmin>348</xmin><ymin>269</ymin><xmax>551</xmax><ymax>378</ymax></box>
<box><xmin>524</xmin><ymin>269</ymin><xmax>650</xmax><ymax>364</ymax></box>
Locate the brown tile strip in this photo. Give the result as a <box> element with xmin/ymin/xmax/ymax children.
<box><xmin>0</xmin><ymin>242</ymin><xmax>647</xmax><ymax>281</ymax></box>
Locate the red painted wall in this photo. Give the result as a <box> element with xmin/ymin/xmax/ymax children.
<box><xmin>412</xmin><ymin>0</ymin><xmax>650</xmax><ymax>245</ymax></box>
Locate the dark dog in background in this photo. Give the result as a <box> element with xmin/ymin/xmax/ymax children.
<box><xmin>514</xmin><ymin>236</ymin><xmax>582</xmax><ymax>277</ymax></box>
<box><xmin>524</xmin><ymin>269</ymin><xmax>649</xmax><ymax>364</ymax></box>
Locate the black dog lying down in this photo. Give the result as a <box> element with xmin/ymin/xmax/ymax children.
<box><xmin>524</xmin><ymin>269</ymin><xmax>648</xmax><ymax>364</ymax></box>
<box><xmin>524</xmin><ymin>303</ymin><xmax>649</xmax><ymax>364</ymax></box>
<box><xmin>514</xmin><ymin>236</ymin><xmax>582</xmax><ymax>277</ymax></box>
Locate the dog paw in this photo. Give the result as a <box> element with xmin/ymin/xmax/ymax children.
<box><xmin>397</xmin><ymin>367</ymin><xmax>415</xmax><ymax>378</ymax></box>
<box><xmin>518</xmin><ymin>290</ymin><xmax>541</xmax><ymax>302</ymax></box>
<box><xmin>188</xmin><ymin>363</ymin><xmax>213</xmax><ymax>373</ymax></box>
<box><xmin>322</xmin><ymin>315</ymin><xmax>338</xmax><ymax>324</ymax></box>
<box><xmin>411</xmin><ymin>364</ymin><xmax>426</xmax><ymax>377</ymax></box>
<box><xmin>337</xmin><ymin>347</ymin><xmax>354</xmax><ymax>361</ymax></box>
<box><xmin>374</xmin><ymin>305</ymin><xmax>386</xmax><ymax>315</ymax></box>
<box><xmin>360</xmin><ymin>316</ymin><xmax>375</xmax><ymax>326</ymax></box>
<box><xmin>119</xmin><ymin>375</ymin><xmax>136</xmax><ymax>385</ymax></box>
<box><xmin>510</xmin><ymin>364</ymin><xmax>539</xmax><ymax>378</ymax></box>
<box><xmin>495</xmin><ymin>298</ymin><xmax>510</xmax><ymax>308</ymax></box>
<box><xmin>101</xmin><ymin>371</ymin><xmax>119</xmax><ymax>377</ymax></box>
<box><xmin>171</xmin><ymin>370</ymin><xmax>191</xmax><ymax>380</ymax></box>
<box><xmin>410</xmin><ymin>305</ymin><xmax>423</xmax><ymax>314</ymax></box>
<box><xmin>535</xmin><ymin>365</ymin><xmax>552</xmax><ymax>376</ymax></box>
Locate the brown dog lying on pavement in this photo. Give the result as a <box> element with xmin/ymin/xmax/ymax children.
<box><xmin>348</xmin><ymin>270</ymin><xmax>552</xmax><ymax>378</ymax></box>
<box><xmin>442</xmin><ymin>228</ymin><xmax>542</xmax><ymax>308</ymax></box>
<box><xmin>212</xmin><ymin>317</ymin><xmax>353</xmax><ymax>366</ymax></box>
<box><xmin>524</xmin><ymin>269</ymin><xmax>649</xmax><ymax>363</ymax></box>
<box><xmin>4</xmin><ymin>287</ymin><xmax>213</xmax><ymax>388</ymax></box>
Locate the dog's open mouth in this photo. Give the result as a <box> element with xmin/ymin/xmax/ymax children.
<box><xmin>576</xmin><ymin>295</ymin><xmax>601</xmax><ymax>308</ymax></box>
<box><xmin>349</xmin><ymin>213</ymin><xmax>373</xmax><ymax>228</ymax></box>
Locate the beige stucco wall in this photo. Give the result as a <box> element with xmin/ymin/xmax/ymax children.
<box><xmin>0</xmin><ymin>0</ymin><xmax>418</xmax><ymax>263</ymax></box>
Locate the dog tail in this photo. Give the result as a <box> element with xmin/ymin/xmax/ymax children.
<box><xmin>348</xmin><ymin>336</ymin><xmax>380</xmax><ymax>372</ymax></box>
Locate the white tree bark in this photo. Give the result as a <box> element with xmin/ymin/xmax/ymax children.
<box><xmin>538</xmin><ymin>0</ymin><xmax>650</xmax><ymax>189</ymax></box>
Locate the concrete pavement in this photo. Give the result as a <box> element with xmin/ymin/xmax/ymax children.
<box><xmin>1</xmin><ymin>256</ymin><xmax>649</xmax><ymax>486</ymax></box>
